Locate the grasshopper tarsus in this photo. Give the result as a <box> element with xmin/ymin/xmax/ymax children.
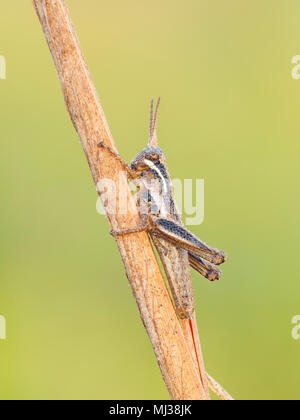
<box><xmin>98</xmin><ymin>141</ymin><xmax>136</xmax><ymax>179</ymax></box>
<box><xmin>110</xmin><ymin>225</ymin><xmax>149</xmax><ymax>238</ymax></box>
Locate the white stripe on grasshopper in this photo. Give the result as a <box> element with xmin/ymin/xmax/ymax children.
<box><xmin>143</xmin><ymin>159</ymin><xmax>170</xmax><ymax>217</ymax></box>
<box><xmin>144</xmin><ymin>159</ymin><xmax>168</xmax><ymax>192</ymax></box>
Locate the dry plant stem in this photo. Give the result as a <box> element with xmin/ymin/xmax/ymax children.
<box><xmin>206</xmin><ymin>374</ymin><xmax>234</xmax><ymax>401</ymax></box>
<box><xmin>181</xmin><ymin>315</ymin><xmax>209</xmax><ymax>394</ymax></box>
<box><xmin>182</xmin><ymin>314</ymin><xmax>234</xmax><ymax>400</ymax></box>
<box><xmin>32</xmin><ymin>0</ymin><xmax>209</xmax><ymax>400</ymax></box>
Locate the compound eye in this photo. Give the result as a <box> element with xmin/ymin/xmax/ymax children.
<box><xmin>150</xmin><ymin>154</ymin><xmax>159</xmax><ymax>161</ymax></box>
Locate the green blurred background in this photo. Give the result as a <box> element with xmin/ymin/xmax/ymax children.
<box><xmin>0</xmin><ymin>0</ymin><xmax>299</xmax><ymax>400</ymax></box>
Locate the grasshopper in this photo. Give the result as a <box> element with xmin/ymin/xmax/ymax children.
<box><xmin>98</xmin><ymin>98</ymin><xmax>227</xmax><ymax>319</ymax></box>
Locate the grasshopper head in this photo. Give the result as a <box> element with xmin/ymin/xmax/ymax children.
<box><xmin>130</xmin><ymin>146</ymin><xmax>165</xmax><ymax>174</ymax></box>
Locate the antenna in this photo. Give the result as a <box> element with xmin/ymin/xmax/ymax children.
<box><xmin>149</xmin><ymin>98</ymin><xmax>154</xmax><ymax>142</ymax></box>
<box><xmin>149</xmin><ymin>97</ymin><xmax>161</xmax><ymax>146</ymax></box>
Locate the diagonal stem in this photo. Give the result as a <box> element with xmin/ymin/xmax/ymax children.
<box><xmin>32</xmin><ymin>0</ymin><xmax>209</xmax><ymax>400</ymax></box>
